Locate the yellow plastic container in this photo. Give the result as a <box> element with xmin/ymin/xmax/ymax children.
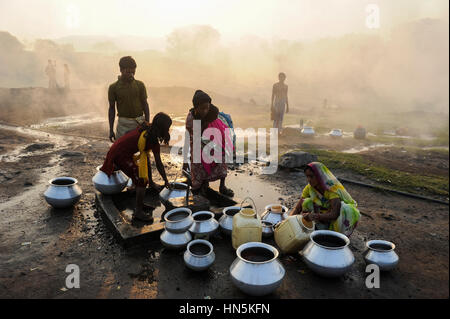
<box><xmin>232</xmin><ymin>207</ymin><xmax>262</xmax><ymax>249</ymax></box>
<box><xmin>274</xmin><ymin>215</ymin><xmax>315</xmax><ymax>254</ymax></box>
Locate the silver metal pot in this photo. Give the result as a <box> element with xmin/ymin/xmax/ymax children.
<box><xmin>44</xmin><ymin>177</ymin><xmax>82</xmax><ymax>208</ymax></box>
<box><xmin>164</xmin><ymin>208</ymin><xmax>194</xmax><ymax>234</ymax></box>
<box><xmin>301</xmin><ymin>126</ymin><xmax>315</xmax><ymax>136</ymax></box>
<box><xmin>229</xmin><ymin>242</ymin><xmax>285</xmax><ymax>296</ymax></box>
<box><xmin>183</xmin><ymin>239</ymin><xmax>215</xmax><ymax>271</ymax></box>
<box><xmin>363</xmin><ymin>240</ymin><xmax>399</xmax><ymax>271</ymax></box>
<box><xmin>160</xmin><ymin>229</ymin><xmax>192</xmax><ymax>250</ymax></box>
<box><xmin>261</xmin><ymin>220</ymin><xmax>274</xmax><ymax>238</ymax></box>
<box><xmin>261</xmin><ymin>204</ymin><xmax>289</xmax><ymax>225</ymax></box>
<box><xmin>219</xmin><ymin>206</ymin><xmax>241</xmax><ymax>236</ymax></box>
<box><xmin>329</xmin><ymin>129</ymin><xmax>343</xmax><ymax>137</ymax></box>
<box><xmin>189</xmin><ymin>211</ymin><xmax>219</xmax><ymax>237</ymax></box>
<box><xmin>301</xmin><ymin>230</ymin><xmax>355</xmax><ymax>277</ymax></box>
<box><xmin>92</xmin><ymin>166</ymin><xmax>129</xmax><ymax>195</ymax></box>
<box><xmin>159</xmin><ymin>182</ymin><xmax>188</xmax><ymax>202</ymax></box>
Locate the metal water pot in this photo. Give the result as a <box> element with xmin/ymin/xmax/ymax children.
<box><xmin>44</xmin><ymin>177</ymin><xmax>82</xmax><ymax>208</ymax></box>
<box><xmin>329</xmin><ymin>129</ymin><xmax>343</xmax><ymax>137</ymax></box>
<box><xmin>301</xmin><ymin>126</ymin><xmax>315</xmax><ymax>136</ymax></box>
<box><xmin>229</xmin><ymin>242</ymin><xmax>285</xmax><ymax>296</ymax></box>
<box><xmin>219</xmin><ymin>206</ymin><xmax>241</xmax><ymax>236</ymax></box>
<box><xmin>363</xmin><ymin>240</ymin><xmax>399</xmax><ymax>271</ymax></box>
<box><xmin>301</xmin><ymin>230</ymin><xmax>355</xmax><ymax>277</ymax></box>
<box><xmin>164</xmin><ymin>208</ymin><xmax>194</xmax><ymax>233</ymax></box>
<box><xmin>160</xmin><ymin>230</ymin><xmax>192</xmax><ymax>250</ymax></box>
<box><xmin>189</xmin><ymin>211</ymin><xmax>219</xmax><ymax>238</ymax></box>
<box><xmin>183</xmin><ymin>239</ymin><xmax>215</xmax><ymax>271</ymax></box>
<box><xmin>261</xmin><ymin>204</ymin><xmax>289</xmax><ymax>225</ymax></box>
<box><xmin>92</xmin><ymin>165</ymin><xmax>129</xmax><ymax>195</ymax></box>
<box><xmin>261</xmin><ymin>221</ymin><xmax>274</xmax><ymax>238</ymax></box>
<box><xmin>159</xmin><ymin>182</ymin><xmax>188</xmax><ymax>202</ymax></box>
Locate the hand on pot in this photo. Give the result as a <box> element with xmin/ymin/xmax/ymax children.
<box><xmin>303</xmin><ymin>212</ymin><xmax>320</xmax><ymax>222</ymax></box>
<box><xmin>302</xmin><ymin>212</ymin><xmax>312</xmax><ymax>221</ymax></box>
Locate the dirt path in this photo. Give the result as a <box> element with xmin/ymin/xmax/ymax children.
<box><xmin>0</xmin><ymin>124</ymin><xmax>448</xmax><ymax>299</ymax></box>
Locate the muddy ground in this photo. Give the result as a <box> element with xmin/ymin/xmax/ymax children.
<box><xmin>0</xmin><ymin>121</ymin><xmax>448</xmax><ymax>299</ymax></box>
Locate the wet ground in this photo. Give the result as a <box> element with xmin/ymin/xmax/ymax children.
<box><xmin>0</xmin><ymin>118</ymin><xmax>448</xmax><ymax>299</ymax></box>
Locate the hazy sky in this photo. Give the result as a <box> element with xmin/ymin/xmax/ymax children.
<box><xmin>0</xmin><ymin>0</ymin><xmax>448</xmax><ymax>42</ymax></box>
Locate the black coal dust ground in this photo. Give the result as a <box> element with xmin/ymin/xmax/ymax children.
<box><xmin>0</xmin><ymin>118</ymin><xmax>448</xmax><ymax>299</ymax></box>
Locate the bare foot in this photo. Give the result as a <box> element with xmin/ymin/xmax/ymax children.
<box><xmin>148</xmin><ymin>182</ymin><xmax>163</xmax><ymax>192</ymax></box>
<box><xmin>219</xmin><ymin>186</ymin><xmax>234</xmax><ymax>197</ymax></box>
<box><xmin>133</xmin><ymin>210</ymin><xmax>154</xmax><ymax>223</ymax></box>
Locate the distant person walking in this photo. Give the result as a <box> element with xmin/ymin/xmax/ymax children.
<box><xmin>45</xmin><ymin>60</ymin><xmax>57</xmax><ymax>89</ymax></box>
<box><xmin>271</xmin><ymin>72</ymin><xmax>289</xmax><ymax>134</ymax></box>
<box><xmin>64</xmin><ymin>64</ymin><xmax>70</xmax><ymax>90</ymax></box>
<box><xmin>108</xmin><ymin>56</ymin><xmax>150</xmax><ymax>142</ymax></box>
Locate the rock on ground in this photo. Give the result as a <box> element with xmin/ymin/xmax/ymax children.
<box><xmin>279</xmin><ymin>151</ymin><xmax>317</xmax><ymax>168</ymax></box>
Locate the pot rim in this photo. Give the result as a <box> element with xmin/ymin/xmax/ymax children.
<box><xmin>187</xmin><ymin>239</ymin><xmax>214</xmax><ymax>257</ymax></box>
<box><xmin>192</xmin><ymin>211</ymin><xmax>215</xmax><ymax>222</ymax></box>
<box><xmin>223</xmin><ymin>206</ymin><xmax>241</xmax><ymax>217</ymax></box>
<box><xmin>264</xmin><ymin>204</ymin><xmax>288</xmax><ymax>213</ymax></box>
<box><xmin>169</xmin><ymin>182</ymin><xmax>188</xmax><ymax>189</ymax></box>
<box><xmin>49</xmin><ymin>177</ymin><xmax>78</xmax><ymax>187</ymax></box>
<box><xmin>310</xmin><ymin>230</ymin><xmax>350</xmax><ymax>250</ymax></box>
<box><xmin>96</xmin><ymin>165</ymin><xmax>123</xmax><ymax>173</ymax></box>
<box><xmin>366</xmin><ymin>239</ymin><xmax>395</xmax><ymax>252</ymax></box>
<box><xmin>262</xmin><ymin>220</ymin><xmax>274</xmax><ymax>228</ymax></box>
<box><xmin>164</xmin><ymin>207</ymin><xmax>192</xmax><ymax>223</ymax></box>
<box><xmin>298</xmin><ymin>215</ymin><xmax>315</xmax><ymax>231</ymax></box>
<box><xmin>236</xmin><ymin>242</ymin><xmax>279</xmax><ymax>265</ymax></box>
<box><xmin>239</xmin><ymin>208</ymin><xmax>256</xmax><ymax>218</ymax></box>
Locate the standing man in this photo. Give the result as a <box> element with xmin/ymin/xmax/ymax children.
<box><xmin>64</xmin><ymin>64</ymin><xmax>71</xmax><ymax>90</ymax></box>
<box><xmin>271</xmin><ymin>72</ymin><xmax>289</xmax><ymax>135</ymax></box>
<box><xmin>108</xmin><ymin>56</ymin><xmax>150</xmax><ymax>142</ymax></box>
<box><xmin>45</xmin><ymin>60</ymin><xmax>57</xmax><ymax>89</ymax></box>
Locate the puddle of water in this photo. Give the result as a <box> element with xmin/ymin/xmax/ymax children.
<box><xmin>0</xmin><ymin>123</ymin><xmax>88</xmax><ymax>162</ymax></box>
<box><xmin>342</xmin><ymin>144</ymin><xmax>394</xmax><ymax>154</ymax></box>
<box><xmin>209</xmin><ymin>171</ymin><xmax>285</xmax><ymax>215</ymax></box>
<box><xmin>30</xmin><ymin>113</ymin><xmax>106</xmax><ymax>129</ymax></box>
<box><xmin>422</xmin><ymin>146</ymin><xmax>449</xmax><ymax>151</ymax></box>
<box><xmin>0</xmin><ymin>155</ymin><xmax>63</xmax><ymax>212</ymax></box>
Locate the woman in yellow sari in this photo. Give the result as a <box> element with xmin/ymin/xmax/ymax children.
<box><xmin>290</xmin><ymin>162</ymin><xmax>361</xmax><ymax>237</ymax></box>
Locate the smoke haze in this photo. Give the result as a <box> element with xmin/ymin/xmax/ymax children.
<box><xmin>0</xmin><ymin>0</ymin><xmax>448</xmax><ymax>135</ymax></box>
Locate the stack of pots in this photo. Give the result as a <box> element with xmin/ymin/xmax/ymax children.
<box><xmin>160</xmin><ymin>208</ymin><xmax>193</xmax><ymax>250</ymax></box>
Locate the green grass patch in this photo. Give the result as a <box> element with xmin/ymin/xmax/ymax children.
<box><xmin>296</xmin><ymin>149</ymin><xmax>449</xmax><ymax>198</ymax></box>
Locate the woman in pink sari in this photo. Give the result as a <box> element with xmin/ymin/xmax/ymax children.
<box><xmin>184</xmin><ymin>90</ymin><xmax>234</xmax><ymax>197</ymax></box>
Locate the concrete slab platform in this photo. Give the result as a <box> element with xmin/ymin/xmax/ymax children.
<box><xmin>95</xmin><ymin>187</ymin><xmax>246</xmax><ymax>247</ymax></box>
<box><xmin>95</xmin><ymin>189</ymin><xmax>166</xmax><ymax>247</ymax></box>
